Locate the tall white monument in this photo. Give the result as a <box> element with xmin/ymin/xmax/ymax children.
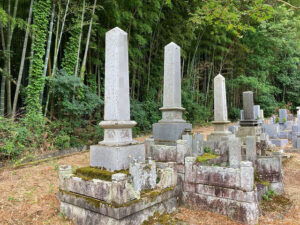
<box><xmin>207</xmin><ymin>74</ymin><xmax>232</xmax><ymax>141</ymax></box>
<box><xmin>90</xmin><ymin>27</ymin><xmax>145</xmax><ymax>171</ymax></box>
<box><xmin>152</xmin><ymin>42</ymin><xmax>191</xmax><ymax>142</ymax></box>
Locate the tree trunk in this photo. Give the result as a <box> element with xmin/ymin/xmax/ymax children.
<box><xmin>12</xmin><ymin>0</ymin><xmax>34</xmax><ymax>118</ymax></box>
<box><xmin>74</xmin><ymin>0</ymin><xmax>85</xmax><ymax>78</ymax></box>
<box><xmin>79</xmin><ymin>0</ymin><xmax>97</xmax><ymax>82</ymax></box>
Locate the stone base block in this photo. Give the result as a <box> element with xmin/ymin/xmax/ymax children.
<box><xmin>270</xmin><ymin>139</ymin><xmax>288</xmax><ymax>147</ymax></box>
<box><xmin>152</xmin><ymin>122</ymin><xmax>192</xmax><ymax>142</ymax></box>
<box><xmin>90</xmin><ymin>144</ymin><xmax>145</xmax><ymax>171</ymax></box>
<box><xmin>237</xmin><ymin>126</ymin><xmax>262</xmax><ymax>143</ymax></box>
<box><xmin>207</xmin><ymin>131</ymin><xmax>234</xmax><ymax>142</ymax></box>
<box><xmin>279</xmin><ymin>131</ymin><xmax>292</xmax><ymax>139</ymax></box>
<box><xmin>182</xmin><ymin>192</ymin><xmax>259</xmax><ymax>225</ymax></box>
<box><xmin>60</xmin><ymin>196</ymin><xmax>177</xmax><ymax>225</ymax></box>
<box><xmin>269</xmin><ymin>182</ymin><xmax>284</xmax><ymax>195</ymax></box>
<box><xmin>59</xmin><ymin>186</ymin><xmax>179</xmax><ymax>225</ymax></box>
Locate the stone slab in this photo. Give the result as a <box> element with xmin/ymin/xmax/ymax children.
<box><xmin>60</xmin><ymin>196</ymin><xmax>177</xmax><ymax>225</ymax></box>
<box><xmin>152</xmin><ymin>122</ymin><xmax>192</xmax><ymax>142</ymax></box>
<box><xmin>269</xmin><ymin>139</ymin><xmax>288</xmax><ymax>147</ymax></box>
<box><xmin>59</xmin><ymin>186</ymin><xmax>179</xmax><ymax>220</ymax></box>
<box><xmin>90</xmin><ymin>144</ymin><xmax>145</xmax><ymax>171</ymax></box>
<box><xmin>182</xmin><ymin>192</ymin><xmax>259</xmax><ymax>225</ymax></box>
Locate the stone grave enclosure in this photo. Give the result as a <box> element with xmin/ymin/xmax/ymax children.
<box><xmin>58</xmin><ymin>27</ymin><xmax>289</xmax><ymax>225</ymax></box>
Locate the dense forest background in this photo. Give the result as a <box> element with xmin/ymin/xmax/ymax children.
<box><xmin>0</xmin><ymin>0</ymin><xmax>300</xmax><ymax>160</ymax></box>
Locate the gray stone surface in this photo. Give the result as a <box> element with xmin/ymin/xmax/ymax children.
<box><xmin>228</xmin><ymin>137</ymin><xmax>242</xmax><ymax>168</ymax></box>
<box><xmin>270</xmin><ymin>139</ymin><xmax>288</xmax><ymax>147</ymax></box>
<box><xmin>214</xmin><ymin>74</ymin><xmax>228</xmax><ymax>122</ymax></box>
<box><xmin>153</xmin><ymin>42</ymin><xmax>192</xmax><ymax>142</ymax></box>
<box><xmin>243</xmin><ymin>91</ymin><xmax>255</xmax><ymax>120</ymax></box>
<box><xmin>240</xmin><ymin>110</ymin><xmax>244</xmax><ymax>120</ymax></box>
<box><xmin>245</xmin><ymin>136</ymin><xmax>256</xmax><ymax>162</ymax></box>
<box><xmin>152</xmin><ymin>122</ymin><xmax>192</xmax><ymax>142</ymax></box>
<box><xmin>240</xmin><ymin>161</ymin><xmax>254</xmax><ymax>192</ymax></box>
<box><xmin>90</xmin><ymin>144</ymin><xmax>145</xmax><ymax>171</ymax></box>
<box><xmin>129</xmin><ymin>160</ymin><xmax>157</xmax><ymax>192</ymax></box>
<box><xmin>279</xmin><ymin>109</ymin><xmax>288</xmax><ymax>124</ymax></box>
<box><xmin>262</xmin><ymin>124</ymin><xmax>280</xmax><ymax>138</ymax></box>
<box><xmin>240</xmin><ymin>91</ymin><xmax>258</xmax><ymax>127</ymax></box>
<box><xmin>254</xmin><ymin>105</ymin><xmax>262</xmax><ymax>124</ymax></box>
<box><xmin>208</xmin><ymin>74</ymin><xmax>232</xmax><ymax>141</ymax></box>
<box><xmin>99</xmin><ymin>27</ymin><xmax>137</xmax><ymax>146</ymax></box>
<box><xmin>151</xmin><ymin>144</ymin><xmax>177</xmax><ymax>162</ymax></box>
<box><xmin>60</xmin><ymin>193</ymin><xmax>178</xmax><ymax>225</ymax></box>
<box><xmin>160</xmin><ymin>42</ymin><xmax>185</xmax><ymax>123</ymax></box>
<box><xmin>192</xmin><ymin>133</ymin><xmax>204</xmax><ymax>156</ymax></box>
<box><xmin>176</xmin><ymin>140</ymin><xmax>191</xmax><ymax>164</ymax></box>
<box><xmin>182</xmin><ymin>192</ymin><xmax>259</xmax><ymax>225</ymax></box>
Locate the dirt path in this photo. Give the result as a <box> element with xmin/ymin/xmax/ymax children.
<box><xmin>0</xmin><ymin>126</ymin><xmax>300</xmax><ymax>224</ymax></box>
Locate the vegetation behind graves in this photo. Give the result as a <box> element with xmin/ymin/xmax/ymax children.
<box><xmin>0</xmin><ymin>0</ymin><xmax>300</xmax><ymax>160</ymax></box>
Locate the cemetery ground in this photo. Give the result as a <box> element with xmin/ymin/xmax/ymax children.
<box><xmin>0</xmin><ymin>125</ymin><xmax>299</xmax><ymax>225</ymax></box>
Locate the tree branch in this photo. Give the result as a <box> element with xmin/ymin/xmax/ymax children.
<box><xmin>275</xmin><ymin>0</ymin><xmax>300</xmax><ymax>9</ymax></box>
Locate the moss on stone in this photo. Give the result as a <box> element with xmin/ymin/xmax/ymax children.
<box><xmin>74</xmin><ymin>166</ymin><xmax>129</xmax><ymax>181</ymax></box>
<box><xmin>254</xmin><ymin>170</ymin><xmax>270</xmax><ymax>187</ymax></box>
<box><xmin>196</xmin><ymin>153</ymin><xmax>219</xmax><ymax>163</ymax></box>
<box><xmin>59</xmin><ymin>186</ymin><xmax>175</xmax><ymax>209</ymax></box>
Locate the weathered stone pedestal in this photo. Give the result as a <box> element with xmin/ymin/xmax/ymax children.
<box><xmin>59</xmin><ymin>165</ymin><xmax>179</xmax><ymax>225</ymax></box>
<box><xmin>207</xmin><ymin>121</ymin><xmax>233</xmax><ymax>141</ymax></box>
<box><xmin>153</xmin><ymin>122</ymin><xmax>192</xmax><ymax>143</ymax></box>
<box><xmin>90</xmin><ymin>144</ymin><xmax>145</xmax><ymax>171</ymax></box>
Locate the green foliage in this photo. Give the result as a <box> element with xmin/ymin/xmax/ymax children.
<box><xmin>54</xmin><ymin>132</ymin><xmax>71</xmax><ymax>150</ymax></box>
<box><xmin>204</xmin><ymin>146</ymin><xmax>212</xmax><ymax>154</ymax></box>
<box><xmin>263</xmin><ymin>190</ymin><xmax>276</xmax><ymax>201</ymax></box>
<box><xmin>228</xmin><ymin>107</ymin><xmax>241</xmax><ymax>121</ymax></box>
<box><xmin>51</xmin><ymin>69</ymin><xmax>103</xmax><ymax>119</ymax></box>
<box><xmin>25</xmin><ymin>0</ymin><xmax>51</xmax><ymax>121</ymax></box>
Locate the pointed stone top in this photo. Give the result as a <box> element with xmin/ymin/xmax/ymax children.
<box><xmin>106</xmin><ymin>27</ymin><xmax>127</xmax><ymax>36</ymax></box>
<box><xmin>165</xmin><ymin>42</ymin><xmax>180</xmax><ymax>50</ymax></box>
<box><xmin>215</xmin><ymin>74</ymin><xmax>224</xmax><ymax>80</ymax></box>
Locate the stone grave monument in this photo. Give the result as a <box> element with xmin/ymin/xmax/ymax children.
<box><xmin>237</xmin><ymin>91</ymin><xmax>261</xmax><ymax>142</ymax></box>
<box><xmin>153</xmin><ymin>42</ymin><xmax>192</xmax><ymax>143</ymax></box>
<box><xmin>207</xmin><ymin>74</ymin><xmax>232</xmax><ymax>141</ymax></box>
<box><xmin>90</xmin><ymin>27</ymin><xmax>145</xmax><ymax>171</ymax></box>
<box><xmin>58</xmin><ymin>28</ymin><xmax>179</xmax><ymax>225</ymax></box>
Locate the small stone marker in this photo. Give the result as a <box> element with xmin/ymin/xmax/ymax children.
<box><xmin>254</xmin><ymin>105</ymin><xmax>262</xmax><ymax>124</ymax></box>
<box><xmin>245</xmin><ymin>136</ymin><xmax>256</xmax><ymax>162</ymax></box>
<box><xmin>90</xmin><ymin>27</ymin><xmax>145</xmax><ymax>171</ymax></box>
<box><xmin>228</xmin><ymin>137</ymin><xmax>242</xmax><ymax>168</ymax></box>
<box><xmin>240</xmin><ymin>110</ymin><xmax>244</xmax><ymax>120</ymax></box>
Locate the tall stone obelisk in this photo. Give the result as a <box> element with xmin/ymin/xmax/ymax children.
<box><xmin>90</xmin><ymin>27</ymin><xmax>145</xmax><ymax>171</ymax></box>
<box><xmin>207</xmin><ymin>74</ymin><xmax>232</xmax><ymax>141</ymax></box>
<box><xmin>152</xmin><ymin>42</ymin><xmax>191</xmax><ymax>142</ymax></box>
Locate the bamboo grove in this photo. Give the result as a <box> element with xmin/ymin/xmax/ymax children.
<box><xmin>0</xmin><ymin>0</ymin><xmax>300</xmax><ymax>159</ymax></box>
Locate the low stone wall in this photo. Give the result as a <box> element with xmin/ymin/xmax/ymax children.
<box><xmin>183</xmin><ymin>157</ymin><xmax>259</xmax><ymax>225</ymax></box>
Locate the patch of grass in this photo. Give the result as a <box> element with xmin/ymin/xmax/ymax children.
<box><xmin>196</xmin><ymin>153</ymin><xmax>219</xmax><ymax>163</ymax></box>
<box><xmin>74</xmin><ymin>166</ymin><xmax>129</xmax><ymax>181</ymax></box>
<box><xmin>141</xmin><ymin>212</ymin><xmax>179</xmax><ymax>225</ymax></box>
<box><xmin>260</xmin><ymin>195</ymin><xmax>292</xmax><ymax>214</ymax></box>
